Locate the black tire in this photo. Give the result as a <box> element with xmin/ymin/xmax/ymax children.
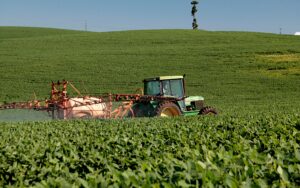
<box><xmin>49</xmin><ymin>104</ymin><xmax>60</xmax><ymax>119</ymax></box>
<box><xmin>128</xmin><ymin>103</ymin><xmax>155</xmax><ymax>117</ymax></box>
<box><xmin>199</xmin><ymin>106</ymin><xmax>218</xmax><ymax>115</ymax></box>
<box><xmin>155</xmin><ymin>102</ymin><xmax>182</xmax><ymax>117</ymax></box>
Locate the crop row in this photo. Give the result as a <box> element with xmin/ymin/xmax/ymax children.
<box><xmin>0</xmin><ymin>113</ymin><xmax>299</xmax><ymax>187</ymax></box>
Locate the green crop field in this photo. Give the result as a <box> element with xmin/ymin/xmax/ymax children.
<box><xmin>0</xmin><ymin>27</ymin><xmax>300</xmax><ymax>186</ymax></box>
<box><xmin>1</xmin><ymin>115</ymin><xmax>300</xmax><ymax>187</ymax></box>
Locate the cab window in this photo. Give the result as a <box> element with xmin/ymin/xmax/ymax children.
<box><xmin>144</xmin><ymin>81</ymin><xmax>160</xmax><ymax>95</ymax></box>
<box><xmin>170</xmin><ymin>79</ymin><xmax>184</xmax><ymax>98</ymax></box>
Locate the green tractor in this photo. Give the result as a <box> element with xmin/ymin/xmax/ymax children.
<box><xmin>129</xmin><ymin>75</ymin><xmax>217</xmax><ymax>117</ymax></box>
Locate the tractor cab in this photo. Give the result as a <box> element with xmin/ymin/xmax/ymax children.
<box><xmin>143</xmin><ymin>75</ymin><xmax>211</xmax><ymax>115</ymax></box>
<box><xmin>143</xmin><ymin>76</ymin><xmax>185</xmax><ymax>98</ymax></box>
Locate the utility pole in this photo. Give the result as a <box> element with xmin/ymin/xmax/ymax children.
<box><xmin>279</xmin><ymin>27</ymin><xmax>282</xmax><ymax>35</ymax></box>
<box><xmin>84</xmin><ymin>20</ymin><xmax>88</xmax><ymax>31</ymax></box>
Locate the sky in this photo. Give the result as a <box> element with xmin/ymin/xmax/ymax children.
<box><xmin>0</xmin><ymin>0</ymin><xmax>299</xmax><ymax>34</ymax></box>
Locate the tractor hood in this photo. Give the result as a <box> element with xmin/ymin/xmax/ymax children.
<box><xmin>185</xmin><ymin>96</ymin><xmax>204</xmax><ymax>106</ymax></box>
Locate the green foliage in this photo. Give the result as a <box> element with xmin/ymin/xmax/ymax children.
<box><xmin>0</xmin><ymin>27</ymin><xmax>299</xmax><ymax>187</ymax></box>
<box><xmin>191</xmin><ymin>1</ymin><xmax>199</xmax><ymax>5</ymax></box>
<box><xmin>0</xmin><ymin>27</ymin><xmax>299</xmax><ymax>114</ymax></box>
<box><xmin>192</xmin><ymin>18</ymin><xmax>198</xmax><ymax>30</ymax></box>
<box><xmin>0</xmin><ymin>114</ymin><xmax>299</xmax><ymax>186</ymax></box>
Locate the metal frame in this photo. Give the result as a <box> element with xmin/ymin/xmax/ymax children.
<box><xmin>0</xmin><ymin>80</ymin><xmax>184</xmax><ymax>119</ymax></box>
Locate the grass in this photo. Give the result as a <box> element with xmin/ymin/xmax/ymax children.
<box><xmin>0</xmin><ymin>27</ymin><xmax>300</xmax><ymax>113</ymax></box>
<box><xmin>0</xmin><ymin>27</ymin><xmax>300</xmax><ymax>186</ymax></box>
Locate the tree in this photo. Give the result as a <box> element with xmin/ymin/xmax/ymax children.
<box><xmin>191</xmin><ymin>1</ymin><xmax>199</xmax><ymax>30</ymax></box>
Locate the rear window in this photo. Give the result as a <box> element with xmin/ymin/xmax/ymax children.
<box><xmin>144</xmin><ymin>81</ymin><xmax>160</xmax><ymax>95</ymax></box>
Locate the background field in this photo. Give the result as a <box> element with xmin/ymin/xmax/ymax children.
<box><xmin>0</xmin><ymin>26</ymin><xmax>300</xmax><ymax>114</ymax></box>
<box><xmin>0</xmin><ymin>27</ymin><xmax>299</xmax><ymax>186</ymax></box>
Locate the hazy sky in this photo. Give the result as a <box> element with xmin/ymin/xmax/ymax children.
<box><xmin>0</xmin><ymin>0</ymin><xmax>299</xmax><ymax>34</ymax></box>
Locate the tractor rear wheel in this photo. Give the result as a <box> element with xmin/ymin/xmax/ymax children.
<box><xmin>128</xmin><ymin>103</ymin><xmax>155</xmax><ymax>117</ymax></box>
<box><xmin>199</xmin><ymin>106</ymin><xmax>217</xmax><ymax>115</ymax></box>
<box><xmin>155</xmin><ymin>102</ymin><xmax>182</xmax><ymax>117</ymax></box>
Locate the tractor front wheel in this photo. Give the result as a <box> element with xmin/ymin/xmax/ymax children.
<box><xmin>199</xmin><ymin>106</ymin><xmax>217</xmax><ymax>115</ymax></box>
<box><xmin>155</xmin><ymin>102</ymin><xmax>182</xmax><ymax>117</ymax></box>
